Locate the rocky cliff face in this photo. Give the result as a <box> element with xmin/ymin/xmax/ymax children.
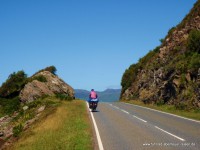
<box><xmin>20</xmin><ymin>71</ymin><xmax>74</xmax><ymax>102</ymax></box>
<box><xmin>121</xmin><ymin>1</ymin><xmax>200</xmax><ymax>109</ymax></box>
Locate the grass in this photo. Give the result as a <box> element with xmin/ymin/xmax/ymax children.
<box><xmin>122</xmin><ymin>100</ymin><xmax>200</xmax><ymax>121</ymax></box>
<box><xmin>10</xmin><ymin>100</ymin><xmax>93</xmax><ymax>150</ymax></box>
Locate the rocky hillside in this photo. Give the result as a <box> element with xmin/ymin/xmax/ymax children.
<box><xmin>0</xmin><ymin>66</ymin><xmax>74</xmax><ymax>149</ymax></box>
<box><xmin>121</xmin><ymin>1</ymin><xmax>200</xmax><ymax>110</ymax></box>
<box><xmin>0</xmin><ymin>66</ymin><xmax>74</xmax><ymax>103</ymax></box>
<box><xmin>20</xmin><ymin>71</ymin><xmax>74</xmax><ymax>103</ymax></box>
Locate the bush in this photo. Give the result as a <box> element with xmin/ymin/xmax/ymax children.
<box><xmin>187</xmin><ymin>29</ymin><xmax>200</xmax><ymax>53</ymax></box>
<box><xmin>0</xmin><ymin>71</ymin><xmax>27</xmax><ymax>98</ymax></box>
<box><xmin>28</xmin><ymin>75</ymin><xmax>47</xmax><ymax>83</ymax></box>
<box><xmin>188</xmin><ymin>53</ymin><xmax>200</xmax><ymax>72</ymax></box>
<box><xmin>56</xmin><ymin>93</ymin><xmax>73</xmax><ymax>101</ymax></box>
<box><xmin>121</xmin><ymin>47</ymin><xmax>160</xmax><ymax>96</ymax></box>
<box><xmin>168</xmin><ymin>26</ymin><xmax>176</xmax><ymax>35</ymax></box>
<box><xmin>0</xmin><ymin>97</ymin><xmax>20</xmax><ymax>115</ymax></box>
<box><xmin>13</xmin><ymin>123</ymin><xmax>23</xmax><ymax>137</ymax></box>
<box><xmin>180</xmin><ymin>74</ymin><xmax>187</xmax><ymax>87</ymax></box>
<box><xmin>44</xmin><ymin>66</ymin><xmax>57</xmax><ymax>75</ymax></box>
<box><xmin>33</xmin><ymin>66</ymin><xmax>57</xmax><ymax>76</ymax></box>
<box><xmin>175</xmin><ymin>103</ymin><xmax>187</xmax><ymax>110</ymax></box>
<box><xmin>121</xmin><ymin>64</ymin><xmax>139</xmax><ymax>94</ymax></box>
<box><xmin>27</xmin><ymin>99</ymin><xmax>43</xmax><ymax>109</ymax></box>
<box><xmin>138</xmin><ymin>46</ymin><xmax>160</xmax><ymax>69</ymax></box>
<box><xmin>173</xmin><ymin>51</ymin><xmax>200</xmax><ymax>74</ymax></box>
<box><xmin>130</xmin><ymin>93</ymin><xmax>139</xmax><ymax>100</ymax></box>
<box><xmin>156</xmin><ymin>100</ymin><xmax>165</xmax><ymax>106</ymax></box>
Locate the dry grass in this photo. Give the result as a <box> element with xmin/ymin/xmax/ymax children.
<box><xmin>10</xmin><ymin>100</ymin><xmax>93</xmax><ymax>150</ymax></box>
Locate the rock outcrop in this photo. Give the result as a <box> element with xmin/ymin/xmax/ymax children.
<box><xmin>121</xmin><ymin>1</ymin><xmax>200</xmax><ymax>109</ymax></box>
<box><xmin>20</xmin><ymin>71</ymin><xmax>74</xmax><ymax>102</ymax></box>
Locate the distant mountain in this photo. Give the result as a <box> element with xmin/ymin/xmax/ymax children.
<box><xmin>75</xmin><ymin>89</ymin><xmax>121</xmax><ymax>102</ymax></box>
<box><xmin>74</xmin><ymin>89</ymin><xmax>90</xmax><ymax>100</ymax></box>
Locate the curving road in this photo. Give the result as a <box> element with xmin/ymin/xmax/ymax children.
<box><xmin>91</xmin><ymin>102</ymin><xmax>200</xmax><ymax>150</ymax></box>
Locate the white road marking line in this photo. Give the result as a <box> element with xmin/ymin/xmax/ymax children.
<box><xmin>132</xmin><ymin>115</ymin><xmax>147</xmax><ymax>123</ymax></box>
<box><xmin>154</xmin><ymin>126</ymin><xmax>185</xmax><ymax>141</ymax></box>
<box><xmin>110</xmin><ymin>104</ymin><xmax>147</xmax><ymax>123</ymax></box>
<box><xmin>86</xmin><ymin>102</ymin><xmax>104</xmax><ymax>150</ymax></box>
<box><xmin>114</xmin><ymin>106</ymin><xmax>119</xmax><ymax>109</ymax></box>
<box><xmin>109</xmin><ymin>103</ymin><xmax>119</xmax><ymax>110</ymax></box>
<box><xmin>120</xmin><ymin>109</ymin><xmax>129</xmax><ymax>114</ymax></box>
<box><xmin>123</xmin><ymin>102</ymin><xmax>200</xmax><ymax>123</ymax></box>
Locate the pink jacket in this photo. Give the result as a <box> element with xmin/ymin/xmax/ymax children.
<box><xmin>90</xmin><ymin>91</ymin><xmax>97</xmax><ymax>99</ymax></box>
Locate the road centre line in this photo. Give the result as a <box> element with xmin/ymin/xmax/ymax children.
<box><xmin>123</xmin><ymin>102</ymin><xmax>200</xmax><ymax>123</ymax></box>
<box><xmin>109</xmin><ymin>104</ymin><xmax>147</xmax><ymax>123</ymax></box>
<box><xmin>114</xmin><ymin>106</ymin><xmax>119</xmax><ymax>109</ymax></box>
<box><xmin>110</xmin><ymin>103</ymin><xmax>186</xmax><ymax>141</ymax></box>
<box><xmin>86</xmin><ymin>102</ymin><xmax>104</xmax><ymax>150</ymax></box>
<box><xmin>132</xmin><ymin>115</ymin><xmax>147</xmax><ymax>123</ymax></box>
<box><xmin>109</xmin><ymin>104</ymin><xmax>119</xmax><ymax>109</ymax></box>
<box><xmin>109</xmin><ymin>104</ymin><xmax>129</xmax><ymax>114</ymax></box>
<box><xmin>154</xmin><ymin>126</ymin><xmax>185</xmax><ymax>141</ymax></box>
<box><xmin>120</xmin><ymin>109</ymin><xmax>129</xmax><ymax>114</ymax></box>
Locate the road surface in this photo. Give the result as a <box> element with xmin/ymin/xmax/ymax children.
<box><xmin>90</xmin><ymin>102</ymin><xmax>200</xmax><ymax>150</ymax></box>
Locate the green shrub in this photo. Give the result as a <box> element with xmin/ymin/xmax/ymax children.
<box><xmin>187</xmin><ymin>29</ymin><xmax>200</xmax><ymax>53</ymax></box>
<box><xmin>156</xmin><ymin>100</ymin><xmax>165</xmax><ymax>106</ymax></box>
<box><xmin>175</xmin><ymin>103</ymin><xmax>187</xmax><ymax>110</ymax></box>
<box><xmin>174</xmin><ymin>54</ymin><xmax>188</xmax><ymax>73</ymax></box>
<box><xmin>180</xmin><ymin>74</ymin><xmax>187</xmax><ymax>87</ymax></box>
<box><xmin>188</xmin><ymin>53</ymin><xmax>200</xmax><ymax>72</ymax></box>
<box><xmin>130</xmin><ymin>93</ymin><xmax>139</xmax><ymax>100</ymax></box>
<box><xmin>33</xmin><ymin>66</ymin><xmax>57</xmax><ymax>76</ymax></box>
<box><xmin>27</xmin><ymin>100</ymin><xmax>43</xmax><ymax>109</ymax></box>
<box><xmin>173</xmin><ymin>51</ymin><xmax>200</xmax><ymax>74</ymax></box>
<box><xmin>13</xmin><ymin>123</ymin><xmax>23</xmax><ymax>137</ymax></box>
<box><xmin>44</xmin><ymin>66</ymin><xmax>57</xmax><ymax>75</ymax></box>
<box><xmin>0</xmin><ymin>71</ymin><xmax>27</xmax><ymax>98</ymax></box>
<box><xmin>194</xmin><ymin>108</ymin><xmax>200</xmax><ymax>113</ymax></box>
<box><xmin>121</xmin><ymin>64</ymin><xmax>139</xmax><ymax>94</ymax></box>
<box><xmin>138</xmin><ymin>46</ymin><xmax>160</xmax><ymax>69</ymax></box>
<box><xmin>28</xmin><ymin>75</ymin><xmax>47</xmax><ymax>83</ymax></box>
<box><xmin>23</xmin><ymin>112</ymin><xmax>34</xmax><ymax>121</ymax></box>
<box><xmin>0</xmin><ymin>97</ymin><xmax>20</xmax><ymax>115</ymax></box>
<box><xmin>56</xmin><ymin>93</ymin><xmax>73</xmax><ymax>101</ymax></box>
<box><xmin>159</xmin><ymin>38</ymin><xmax>164</xmax><ymax>44</ymax></box>
<box><xmin>121</xmin><ymin>47</ymin><xmax>160</xmax><ymax>96</ymax></box>
<box><xmin>168</xmin><ymin>26</ymin><xmax>176</xmax><ymax>35</ymax></box>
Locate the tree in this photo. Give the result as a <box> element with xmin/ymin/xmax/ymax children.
<box><xmin>0</xmin><ymin>71</ymin><xmax>27</xmax><ymax>98</ymax></box>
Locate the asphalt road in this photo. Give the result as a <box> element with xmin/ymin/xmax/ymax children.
<box><xmin>92</xmin><ymin>102</ymin><xmax>200</xmax><ymax>150</ymax></box>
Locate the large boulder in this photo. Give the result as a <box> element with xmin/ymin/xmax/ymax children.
<box><xmin>19</xmin><ymin>71</ymin><xmax>74</xmax><ymax>102</ymax></box>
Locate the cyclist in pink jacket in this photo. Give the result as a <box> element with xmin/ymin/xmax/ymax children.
<box><xmin>88</xmin><ymin>89</ymin><xmax>98</xmax><ymax>110</ymax></box>
<box><xmin>89</xmin><ymin>89</ymin><xmax>98</xmax><ymax>99</ymax></box>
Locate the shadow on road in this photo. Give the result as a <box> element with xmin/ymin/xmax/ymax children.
<box><xmin>91</xmin><ymin>110</ymin><xmax>99</xmax><ymax>113</ymax></box>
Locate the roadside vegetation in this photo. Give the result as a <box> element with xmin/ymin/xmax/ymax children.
<box><xmin>0</xmin><ymin>65</ymin><xmax>73</xmax><ymax>118</ymax></box>
<box><xmin>8</xmin><ymin>99</ymin><xmax>93</xmax><ymax>150</ymax></box>
<box><xmin>120</xmin><ymin>5</ymin><xmax>200</xmax><ymax>110</ymax></box>
<box><xmin>0</xmin><ymin>66</ymin><xmax>92</xmax><ymax>149</ymax></box>
<box><xmin>121</xmin><ymin>46</ymin><xmax>160</xmax><ymax>95</ymax></box>
<box><xmin>122</xmin><ymin>100</ymin><xmax>200</xmax><ymax>121</ymax></box>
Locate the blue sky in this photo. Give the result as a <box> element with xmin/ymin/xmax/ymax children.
<box><xmin>0</xmin><ymin>0</ymin><xmax>197</xmax><ymax>91</ymax></box>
